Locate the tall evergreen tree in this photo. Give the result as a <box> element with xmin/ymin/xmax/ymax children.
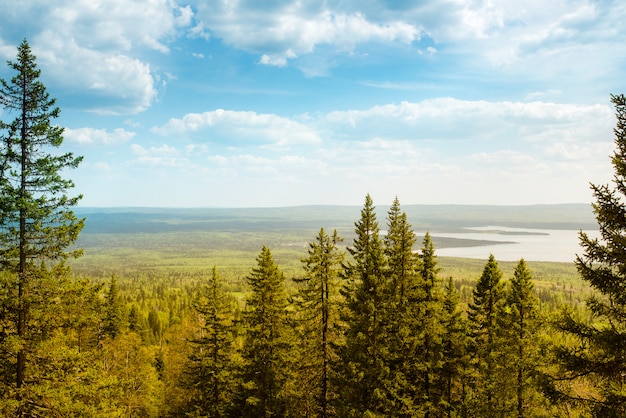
<box><xmin>187</xmin><ymin>266</ymin><xmax>234</xmax><ymax>418</ymax></box>
<box><xmin>383</xmin><ymin>197</ymin><xmax>422</xmax><ymax>415</ymax></box>
<box><xmin>384</xmin><ymin>197</ymin><xmax>419</xmax><ymax>300</ymax></box>
<box><xmin>412</xmin><ymin>232</ymin><xmax>445</xmax><ymax>416</ymax></box>
<box><xmin>506</xmin><ymin>259</ymin><xmax>541</xmax><ymax>418</ymax></box>
<box><xmin>337</xmin><ymin>194</ymin><xmax>392</xmax><ymax>416</ymax></box>
<box><xmin>103</xmin><ymin>276</ymin><xmax>124</xmax><ymax>339</ymax></box>
<box><xmin>237</xmin><ymin>246</ymin><xmax>291</xmax><ymax>417</ymax></box>
<box><xmin>293</xmin><ymin>228</ymin><xmax>344</xmax><ymax>417</ymax></box>
<box><xmin>468</xmin><ymin>254</ymin><xmax>511</xmax><ymax>416</ymax></box>
<box><xmin>440</xmin><ymin>277</ymin><xmax>470</xmax><ymax>417</ymax></box>
<box><xmin>555</xmin><ymin>94</ymin><xmax>626</xmax><ymax>416</ymax></box>
<box><xmin>0</xmin><ymin>39</ymin><xmax>83</xmax><ymax>408</ymax></box>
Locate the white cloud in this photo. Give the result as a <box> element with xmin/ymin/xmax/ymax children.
<box><xmin>190</xmin><ymin>0</ymin><xmax>625</xmax><ymax>87</ymax></box>
<box><xmin>0</xmin><ymin>0</ymin><xmax>195</xmax><ymax>114</ymax></box>
<box><xmin>43</xmin><ymin>0</ymin><xmax>190</xmax><ymax>53</ymax></box>
<box><xmin>131</xmin><ymin>143</ymin><xmax>178</xmax><ymax>157</ymax></box>
<box><xmin>153</xmin><ymin>109</ymin><xmax>322</xmax><ymax>147</ymax></box>
<box><xmin>34</xmin><ymin>36</ymin><xmax>158</xmax><ymax>114</ymax></box>
<box><xmin>130</xmin><ymin>143</ymin><xmax>184</xmax><ymax>166</ymax></box>
<box><xmin>65</xmin><ymin>127</ymin><xmax>135</xmax><ymax>145</ymax></box>
<box><xmin>196</xmin><ymin>4</ymin><xmax>421</xmax><ymax>66</ymax></box>
<box><xmin>322</xmin><ymin>99</ymin><xmax>614</xmax><ymax>145</ymax></box>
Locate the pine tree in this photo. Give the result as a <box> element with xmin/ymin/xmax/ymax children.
<box><xmin>0</xmin><ymin>39</ymin><xmax>83</xmax><ymax>408</ymax></box>
<box><xmin>293</xmin><ymin>228</ymin><xmax>344</xmax><ymax>418</ymax></box>
<box><xmin>467</xmin><ymin>254</ymin><xmax>510</xmax><ymax>416</ymax></box>
<box><xmin>237</xmin><ymin>246</ymin><xmax>291</xmax><ymax>417</ymax></box>
<box><xmin>186</xmin><ymin>266</ymin><xmax>234</xmax><ymax>418</ymax></box>
<box><xmin>555</xmin><ymin>94</ymin><xmax>626</xmax><ymax>416</ymax></box>
<box><xmin>337</xmin><ymin>194</ymin><xmax>391</xmax><ymax>416</ymax></box>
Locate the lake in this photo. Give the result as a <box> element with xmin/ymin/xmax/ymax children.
<box><xmin>429</xmin><ymin>226</ymin><xmax>600</xmax><ymax>263</ymax></box>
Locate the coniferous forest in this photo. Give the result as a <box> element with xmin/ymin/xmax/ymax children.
<box><xmin>2</xmin><ymin>40</ymin><xmax>626</xmax><ymax>417</ymax></box>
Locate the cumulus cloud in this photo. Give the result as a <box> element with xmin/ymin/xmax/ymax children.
<box><xmin>322</xmin><ymin>99</ymin><xmax>614</xmax><ymax>146</ymax></box>
<box><xmin>34</xmin><ymin>36</ymin><xmax>158</xmax><ymax>114</ymax></box>
<box><xmin>65</xmin><ymin>127</ymin><xmax>136</xmax><ymax>145</ymax></box>
<box><xmin>195</xmin><ymin>3</ymin><xmax>421</xmax><ymax>66</ymax></box>
<box><xmin>190</xmin><ymin>0</ymin><xmax>626</xmax><ymax>87</ymax></box>
<box><xmin>130</xmin><ymin>143</ymin><xmax>184</xmax><ymax>167</ymax></box>
<box><xmin>153</xmin><ymin>109</ymin><xmax>322</xmax><ymax>147</ymax></box>
<box><xmin>0</xmin><ymin>0</ymin><xmax>195</xmax><ymax>114</ymax></box>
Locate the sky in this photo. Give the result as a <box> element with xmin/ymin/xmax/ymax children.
<box><xmin>0</xmin><ymin>1</ymin><xmax>625</xmax><ymax>208</ymax></box>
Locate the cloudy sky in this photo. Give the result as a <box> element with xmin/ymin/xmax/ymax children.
<box><xmin>0</xmin><ymin>0</ymin><xmax>624</xmax><ymax>207</ymax></box>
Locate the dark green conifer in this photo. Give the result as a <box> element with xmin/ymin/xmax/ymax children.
<box><xmin>506</xmin><ymin>259</ymin><xmax>542</xmax><ymax>418</ymax></box>
<box><xmin>468</xmin><ymin>254</ymin><xmax>511</xmax><ymax>416</ymax></box>
<box><xmin>0</xmin><ymin>39</ymin><xmax>83</xmax><ymax>407</ymax></box>
<box><xmin>237</xmin><ymin>246</ymin><xmax>291</xmax><ymax>418</ymax></box>
<box><xmin>103</xmin><ymin>276</ymin><xmax>124</xmax><ymax>339</ymax></box>
<box><xmin>337</xmin><ymin>194</ymin><xmax>391</xmax><ymax>416</ymax></box>
<box><xmin>187</xmin><ymin>266</ymin><xmax>234</xmax><ymax>418</ymax></box>
<box><xmin>555</xmin><ymin>94</ymin><xmax>626</xmax><ymax>416</ymax></box>
<box><xmin>293</xmin><ymin>228</ymin><xmax>344</xmax><ymax>417</ymax></box>
<box><xmin>440</xmin><ymin>277</ymin><xmax>470</xmax><ymax>417</ymax></box>
<box><xmin>412</xmin><ymin>232</ymin><xmax>445</xmax><ymax>417</ymax></box>
<box><xmin>383</xmin><ymin>197</ymin><xmax>422</xmax><ymax>416</ymax></box>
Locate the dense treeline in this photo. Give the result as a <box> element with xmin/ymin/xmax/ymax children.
<box><xmin>1</xmin><ymin>39</ymin><xmax>625</xmax><ymax>417</ymax></box>
<box><xmin>0</xmin><ymin>192</ymin><xmax>592</xmax><ymax>416</ymax></box>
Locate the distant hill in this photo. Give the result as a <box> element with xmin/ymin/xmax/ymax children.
<box><xmin>75</xmin><ymin>203</ymin><xmax>596</xmax><ymax>235</ymax></box>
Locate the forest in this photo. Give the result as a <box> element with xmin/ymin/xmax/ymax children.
<box><xmin>2</xmin><ymin>40</ymin><xmax>626</xmax><ymax>417</ymax></box>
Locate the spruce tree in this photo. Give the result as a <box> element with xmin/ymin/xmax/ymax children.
<box><xmin>412</xmin><ymin>232</ymin><xmax>445</xmax><ymax>416</ymax></box>
<box><xmin>506</xmin><ymin>259</ymin><xmax>541</xmax><ymax>418</ymax></box>
<box><xmin>468</xmin><ymin>254</ymin><xmax>510</xmax><ymax>416</ymax></box>
<box><xmin>0</xmin><ymin>39</ymin><xmax>83</xmax><ymax>405</ymax></box>
<box><xmin>384</xmin><ymin>197</ymin><xmax>419</xmax><ymax>300</ymax></box>
<box><xmin>237</xmin><ymin>246</ymin><xmax>291</xmax><ymax>417</ymax></box>
<box><xmin>555</xmin><ymin>94</ymin><xmax>626</xmax><ymax>416</ymax></box>
<box><xmin>440</xmin><ymin>277</ymin><xmax>469</xmax><ymax>417</ymax></box>
<box><xmin>103</xmin><ymin>276</ymin><xmax>124</xmax><ymax>339</ymax></box>
<box><xmin>187</xmin><ymin>266</ymin><xmax>234</xmax><ymax>418</ymax></box>
<box><xmin>383</xmin><ymin>197</ymin><xmax>422</xmax><ymax>415</ymax></box>
<box><xmin>293</xmin><ymin>228</ymin><xmax>344</xmax><ymax>417</ymax></box>
<box><xmin>337</xmin><ymin>194</ymin><xmax>391</xmax><ymax>416</ymax></box>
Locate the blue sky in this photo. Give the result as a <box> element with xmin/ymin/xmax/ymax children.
<box><xmin>0</xmin><ymin>0</ymin><xmax>624</xmax><ymax>207</ymax></box>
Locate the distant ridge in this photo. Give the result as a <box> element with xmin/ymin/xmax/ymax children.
<box><xmin>75</xmin><ymin>203</ymin><xmax>595</xmax><ymax>235</ymax></box>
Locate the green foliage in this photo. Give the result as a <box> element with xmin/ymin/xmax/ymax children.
<box><xmin>186</xmin><ymin>266</ymin><xmax>235</xmax><ymax>417</ymax></box>
<box><xmin>236</xmin><ymin>246</ymin><xmax>292</xmax><ymax>417</ymax></box>
<box><xmin>292</xmin><ymin>228</ymin><xmax>344</xmax><ymax>417</ymax></box>
<box><xmin>554</xmin><ymin>94</ymin><xmax>626</xmax><ymax>416</ymax></box>
<box><xmin>337</xmin><ymin>194</ymin><xmax>393</xmax><ymax>416</ymax></box>
<box><xmin>467</xmin><ymin>254</ymin><xmax>513</xmax><ymax>416</ymax></box>
<box><xmin>505</xmin><ymin>259</ymin><xmax>544</xmax><ymax>417</ymax></box>
<box><xmin>0</xmin><ymin>39</ymin><xmax>84</xmax><ymax>401</ymax></box>
<box><xmin>103</xmin><ymin>276</ymin><xmax>124</xmax><ymax>339</ymax></box>
<box><xmin>440</xmin><ymin>277</ymin><xmax>470</xmax><ymax>416</ymax></box>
